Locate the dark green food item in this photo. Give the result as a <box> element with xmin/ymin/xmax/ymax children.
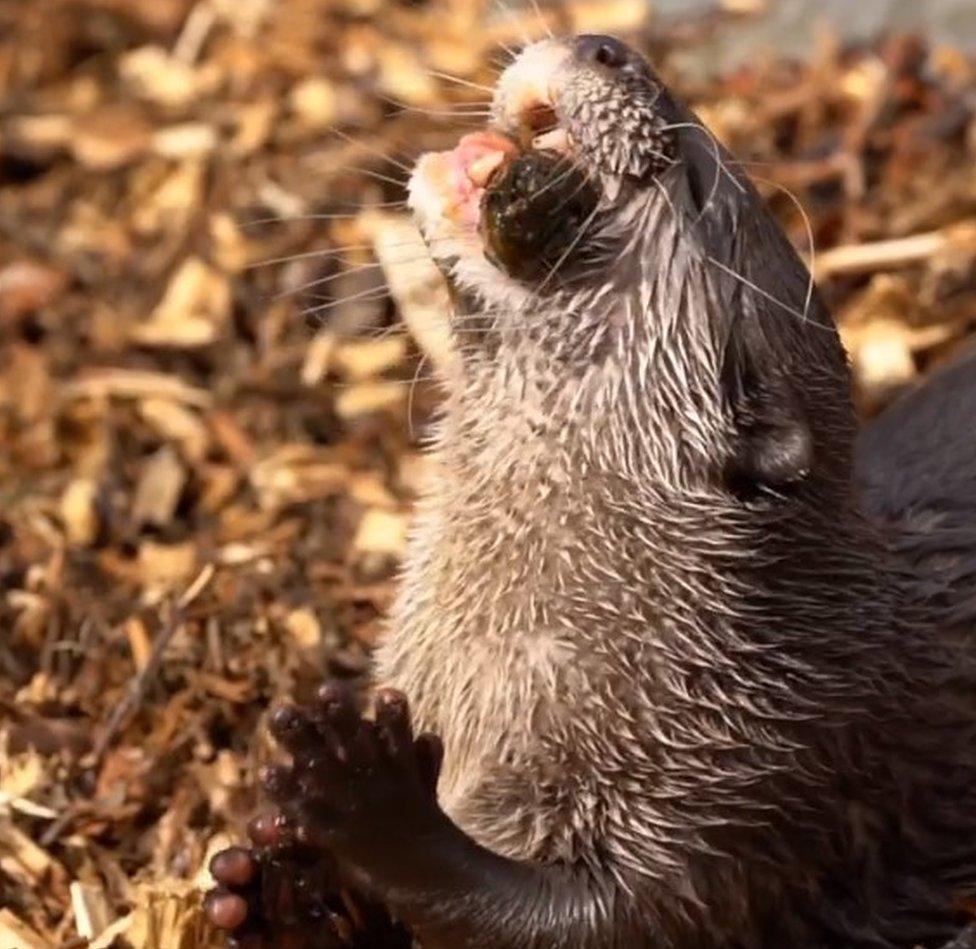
<box><xmin>480</xmin><ymin>150</ymin><xmax>600</xmax><ymax>283</ymax></box>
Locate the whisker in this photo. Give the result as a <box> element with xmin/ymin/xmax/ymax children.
<box><xmin>652</xmin><ymin>178</ymin><xmax>679</xmax><ymax>223</ymax></box>
<box><xmin>273</xmin><ymin>260</ymin><xmax>388</xmax><ymax>301</ymax></box>
<box><xmin>527</xmin><ymin>0</ymin><xmax>554</xmax><ymax>40</ymax></box>
<box><xmin>492</xmin><ymin>0</ymin><xmax>532</xmax><ymax>46</ymax></box>
<box><xmin>378</xmin><ymin>94</ymin><xmax>493</xmax><ymax>119</ymax></box>
<box><xmin>251</xmin><ymin>231</ymin><xmax>472</xmax><ymax>270</ymax></box>
<box><xmin>705</xmin><ymin>256</ymin><xmax>831</xmax><ymax>331</ymax></box>
<box><xmin>426</xmin><ymin>70</ymin><xmax>496</xmax><ymax>96</ymax></box>
<box><xmin>750</xmin><ymin>173</ymin><xmax>818</xmax><ymax>326</ymax></box>
<box><xmin>525</xmin><ymin>159</ymin><xmax>579</xmax><ymax>203</ymax></box>
<box><xmin>302</xmin><ymin>284</ymin><xmax>392</xmax><ymax>318</ymax></box>
<box><xmin>348</xmin><ymin>166</ymin><xmax>411</xmax><ymax>190</ymax></box>
<box><xmin>689</xmin><ymin>125</ymin><xmax>724</xmax><ymax>226</ymax></box>
<box><xmin>407</xmin><ymin>351</ymin><xmax>432</xmax><ymax>439</ymax></box>
<box><xmin>489</xmin><ymin>50</ymin><xmax>517</xmax><ymax>70</ymax></box>
<box><xmin>251</xmin><ymin>246</ymin><xmax>370</xmax><ymax>269</ymax></box>
<box><xmin>660</xmin><ymin>121</ymin><xmax>746</xmax><ymax>196</ymax></box>
<box><xmin>537</xmin><ymin>201</ymin><xmax>603</xmax><ymax>293</ymax></box>
<box><xmin>552</xmin><ymin>178</ymin><xmax>595</xmax><ymax>217</ymax></box>
<box><xmin>328</xmin><ymin>126</ymin><xmax>415</xmax><ymax>175</ymax></box>
<box><xmin>241</xmin><ymin>203</ymin><xmax>408</xmax><ymax>228</ymax></box>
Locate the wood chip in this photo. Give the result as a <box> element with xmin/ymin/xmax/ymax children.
<box><xmin>290</xmin><ymin>77</ymin><xmax>339</xmax><ymax>128</ymax></box>
<box><xmin>131</xmin><ymin>445</ymin><xmax>187</xmax><ymax>529</ymax></box>
<box><xmin>126</xmin><ymin>617</ymin><xmax>154</xmax><ymax>673</ymax></box>
<box><xmin>151</xmin><ymin>122</ymin><xmax>220</xmax><ymax>159</ymax></box>
<box><xmin>134</xmin><ymin>257</ymin><xmax>232</xmax><ymax>348</ymax></box>
<box><xmin>334</xmin><ymin>381</ymin><xmax>405</xmax><ymax>418</ymax></box>
<box><xmin>138</xmin><ymin>541</ymin><xmax>198</xmax><ymax>589</ymax></box>
<box><xmin>121</xmin><ymin>45</ymin><xmax>209</xmax><ymax>108</ymax></box>
<box><xmin>139</xmin><ymin>398</ymin><xmax>209</xmax><ymax>462</ymax></box>
<box><xmin>352</xmin><ymin>508</ymin><xmax>409</xmax><ymax>558</ymax></box>
<box><xmin>60</xmin><ymin>478</ymin><xmax>101</xmax><ymax>547</ymax></box>
<box><xmin>71</xmin><ymin>106</ymin><xmax>152</xmax><ymax>170</ymax></box>
<box><xmin>0</xmin><ymin>910</ymin><xmax>48</xmax><ymax>949</ymax></box>
<box><xmin>70</xmin><ymin>880</ymin><xmax>115</xmax><ymax>940</ymax></box>
<box><xmin>63</xmin><ymin>369</ymin><xmax>213</xmax><ymax>408</ymax></box>
<box><xmin>0</xmin><ymin>261</ymin><xmax>68</xmax><ymax>322</ymax></box>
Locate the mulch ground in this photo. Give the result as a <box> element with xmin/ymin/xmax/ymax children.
<box><xmin>1</xmin><ymin>1</ymin><xmax>975</xmax><ymax>945</ymax></box>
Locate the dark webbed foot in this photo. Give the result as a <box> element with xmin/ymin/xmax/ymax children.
<box><xmin>205</xmin><ymin>685</ymin><xmax>442</xmax><ymax>947</ymax></box>
<box><xmin>205</xmin><ymin>813</ymin><xmax>355</xmax><ymax>948</ymax></box>
<box><xmin>264</xmin><ymin>685</ymin><xmax>445</xmax><ymax>880</ymax></box>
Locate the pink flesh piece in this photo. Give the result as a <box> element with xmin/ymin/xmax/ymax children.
<box><xmin>426</xmin><ymin>131</ymin><xmax>518</xmax><ymax>225</ymax></box>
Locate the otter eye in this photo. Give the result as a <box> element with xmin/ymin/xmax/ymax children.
<box><xmin>575</xmin><ymin>34</ymin><xmax>630</xmax><ymax>70</ymax></box>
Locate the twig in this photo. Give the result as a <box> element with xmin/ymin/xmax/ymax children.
<box><xmin>814</xmin><ymin>220</ymin><xmax>976</xmax><ymax>279</ymax></box>
<box><xmin>89</xmin><ymin>604</ymin><xmax>182</xmax><ymax>766</ymax></box>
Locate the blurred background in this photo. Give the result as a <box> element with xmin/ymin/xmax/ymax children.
<box><xmin>1</xmin><ymin>1</ymin><xmax>975</xmax><ymax>945</ymax></box>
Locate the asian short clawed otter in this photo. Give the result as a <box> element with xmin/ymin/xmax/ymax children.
<box><xmin>207</xmin><ymin>34</ymin><xmax>976</xmax><ymax>948</ymax></box>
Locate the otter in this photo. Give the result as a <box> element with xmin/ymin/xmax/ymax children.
<box><xmin>206</xmin><ymin>34</ymin><xmax>976</xmax><ymax>948</ymax></box>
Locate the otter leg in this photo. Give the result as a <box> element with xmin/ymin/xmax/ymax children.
<box><xmin>263</xmin><ymin>684</ymin><xmax>623</xmax><ymax>949</ymax></box>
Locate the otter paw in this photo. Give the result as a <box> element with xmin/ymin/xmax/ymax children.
<box><xmin>204</xmin><ymin>813</ymin><xmax>350</xmax><ymax>948</ymax></box>
<box><xmin>264</xmin><ymin>685</ymin><xmax>445</xmax><ymax>869</ymax></box>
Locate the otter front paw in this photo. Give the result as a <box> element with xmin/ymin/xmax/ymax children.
<box><xmin>264</xmin><ymin>685</ymin><xmax>445</xmax><ymax>877</ymax></box>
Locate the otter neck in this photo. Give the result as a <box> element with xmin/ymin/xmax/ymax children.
<box><xmin>435</xmin><ymin>320</ymin><xmax>896</xmax><ymax>667</ymax></box>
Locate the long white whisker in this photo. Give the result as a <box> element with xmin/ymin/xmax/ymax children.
<box><xmin>527</xmin><ymin>0</ymin><xmax>554</xmax><ymax>39</ymax></box>
<box><xmin>750</xmin><ymin>173</ymin><xmax>817</xmax><ymax>326</ymax></box>
<box><xmin>273</xmin><ymin>260</ymin><xmax>388</xmax><ymax>301</ymax></box>
<box><xmin>407</xmin><ymin>352</ymin><xmax>432</xmax><ymax>439</ymax></box>
<box><xmin>537</xmin><ymin>202</ymin><xmax>603</xmax><ymax>294</ymax></box>
<box><xmin>661</xmin><ymin>122</ymin><xmax>746</xmax><ymax>196</ymax></box>
<box><xmin>303</xmin><ymin>284</ymin><xmax>392</xmax><ymax>317</ymax></box>
<box><xmin>328</xmin><ymin>126</ymin><xmax>415</xmax><ymax>175</ymax></box>
<box><xmin>241</xmin><ymin>203</ymin><xmax>407</xmax><ymax>228</ymax></box>
<box><xmin>426</xmin><ymin>70</ymin><xmax>496</xmax><ymax>96</ymax></box>
<box><xmin>527</xmin><ymin>160</ymin><xmax>580</xmax><ymax>203</ymax></box>
<box><xmin>251</xmin><ymin>232</ymin><xmax>474</xmax><ymax>270</ymax></box>
<box><xmin>492</xmin><ymin>0</ymin><xmax>532</xmax><ymax>46</ymax></box>
<box><xmin>705</xmin><ymin>256</ymin><xmax>831</xmax><ymax>331</ymax></box>
<box><xmin>378</xmin><ymin>94</ymin><xmax>493</xmax><ymax>118</ymax></box>
<box><xmin>652</xmin><ymin>178</ymin><xmax>678</xmax><ymax>221</ymax></box>
<box><xmin>348</xmin><ymin>166</ymin><xmax>410</xmax><ymax>190</ymax></box>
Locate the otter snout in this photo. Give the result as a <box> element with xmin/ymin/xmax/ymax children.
<box><xmin>407</xmin><ymin>34</ymin><xmax>684</xmax><ymax>296</ymax></box>
<box><xmin>491</xmin><ymin>36</ymin><xmax>675</xmax><ymax>181</ymax></box>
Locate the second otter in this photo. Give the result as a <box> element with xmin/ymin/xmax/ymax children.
<box><xmin>209</xmin><ymin>34</ymin><xmax>976</xmax><ymax>948</ymax></box>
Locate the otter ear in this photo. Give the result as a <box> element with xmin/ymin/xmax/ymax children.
<box><xmin>722</xmin><ymin>330</ymin><xmax>813</xmax><ymax>498</ymax></box>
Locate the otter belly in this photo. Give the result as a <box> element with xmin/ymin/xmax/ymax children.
<box><xmin>374</xmin><ymin>593</ymin><xmax>594</xmax><ymax>862</ymax></box>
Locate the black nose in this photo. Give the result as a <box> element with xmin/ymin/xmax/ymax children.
<box><xmin>575</xmin><ymin>34</ymin><xmax>631</xmax><ymax>69</ymax></box>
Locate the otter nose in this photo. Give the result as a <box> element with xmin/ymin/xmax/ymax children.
<box><xmin>574</xmin><ymin>34</ymin><xmax>632</xmax><ymax>70</ymax></box>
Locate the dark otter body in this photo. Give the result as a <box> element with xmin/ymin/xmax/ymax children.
<box><xmin>207</xmin><ymin>35</ymin><xmax>976</xmax><ymax>949</ymax></box>
<box><xmin>858</xmin><ymin>348</ymin><xmax>976</xmax><ymax>629</ymax></box>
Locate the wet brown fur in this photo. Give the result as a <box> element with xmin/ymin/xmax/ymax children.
<box><xmin>375</xmin><ymin>36</ymin><xmax>976</xmax><ymax>948</ymax></box>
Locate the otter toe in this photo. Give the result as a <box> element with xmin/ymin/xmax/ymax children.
<box><xmin>205</xmin><ymin>890</ymin><xmax>250</xmax><ymax>931</ymax></box>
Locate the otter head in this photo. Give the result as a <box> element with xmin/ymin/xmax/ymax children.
<box><xmin>408</xmin><ymin>35</ymin><xmax>855</xmax><ymax>501</ymax></box>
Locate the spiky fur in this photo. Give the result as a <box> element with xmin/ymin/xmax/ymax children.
<box><xmin>375</xmin><ymin>38</ymin><xmax>976</xmax><ymax>947</ymax></box>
